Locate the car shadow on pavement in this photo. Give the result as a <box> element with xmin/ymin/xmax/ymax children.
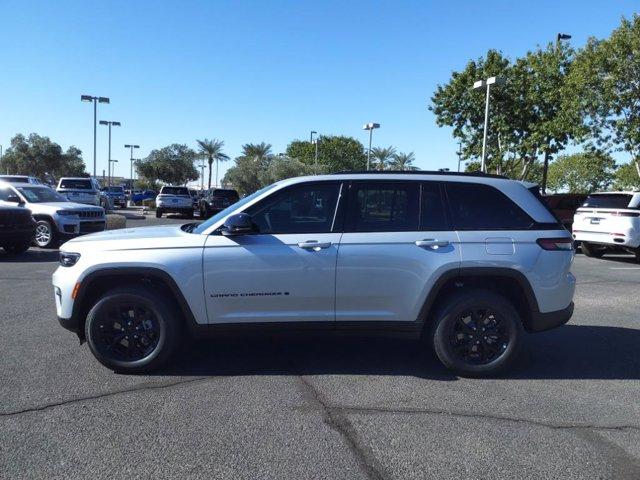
<box><xmin>0</xmin><ymin>249</ymin><xmax>59</xmax><ymax>263</ymax></box>
<box><xmin>597</xmin><ymin>254</ymin><xmax>639</xmax><ymax>265</ymax></box>
<box><xmin>150</xmin><ymin>324</ymin><xmax>640</xmax><ymax>381</ymax></box>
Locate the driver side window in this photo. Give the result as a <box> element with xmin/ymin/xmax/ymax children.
<box><xmin>246</xmin><ymin>182</ymin><xmax>341</xmax><ymax>234</ymax></box>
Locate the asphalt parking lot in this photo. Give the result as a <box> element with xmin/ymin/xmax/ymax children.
<box><xmin>1</xmin><ymin>214</ymin><xmax>639</xmax><ymax>479</ymax></box>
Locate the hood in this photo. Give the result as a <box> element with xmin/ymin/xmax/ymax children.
<box><xmin>21</xmin><ymin>201</ymin><xmax>103</xmax><ymax>214</ymax></box>
<box><xmin>60</xmin><ymin>224</ymin><xmax>209</xmax><ymax>254</ymax></box>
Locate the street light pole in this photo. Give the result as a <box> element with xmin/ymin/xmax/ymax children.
<box><xmin>362</xmin><ymin>123</ymin><xmax>380</xmax><ymax>170</ymax></box>
<box><xmin>109</xmin><ymin>159</ymin><xmax>119</xmax><ymax>186</ymax></box>
<box><xmin>81</xmin><ymin>95</ymin><xmax>109</xmax><ymax>177</ymax></box>
<box><xmin>99</xmin><ymin>121</ymin><xmax>120</xmax><ymax>187</ymax></box>
<box><xmin>473</xmin><ymin>77</ymin><xmax>504</xmax><ymax>172</ymax></box>
<box><xmin>124</xmin><ymin>144</ymin><xmax>139</xmax><ymax>191</ymax></box>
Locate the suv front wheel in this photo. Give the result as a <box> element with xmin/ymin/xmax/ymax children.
<box><xmin>85</xmin><ymin>285</ymin><xmax>181</xmax><ymax>373</ymax></box>
<box><xmin>430</xmin><ymin>291</ymin><xmax>523</xmax><ymax>377</ymax></box>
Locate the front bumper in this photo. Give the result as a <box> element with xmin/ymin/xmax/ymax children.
<box><xmin>54</xmin><ymin>216</ymin><xmax>106</xmax><ymax>236</ymax></box>
<box><xmin>529</xmin><ymin>302</ymin><xmax>574</xmax><ymax>333</ymax></box>
<box><xmin>58</xmin><ymin>315</ymin><xmax>80</xmax><ymax>334</ymax></box>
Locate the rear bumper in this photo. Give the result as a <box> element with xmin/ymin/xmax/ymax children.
<box><xmin>529</xmin><ymin>302</ymin><xmax>574</xmax><ymax>333</ymax></box>
<box><xmin>574</xmin><ymin>230</ymin><xmax>640</xmax><ymax>248</ymax></box>
<box><xmin>0</xmin><ymin>227</ymin><xmax>35</xmax><ymax>244</ymax></box>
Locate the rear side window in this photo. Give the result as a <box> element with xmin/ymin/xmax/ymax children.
<box><xmin>421</xmin><ymin>182</ymin><xmax>449</xmax><ymax>230</ymax></box>
<box><xmin>161</xmin><ymin>187</ymin><xmax>189</xmax><ymax>195</ymax></box>
<box><xmin>348</xmin><ymin>182</ymin><xmax>419</xmax><ymax>232</ymax></box>
<box><xmin>446</xmin><ymin>182</ymin><xmax>534</xmax><ymax>230</ymax></box>
<box><xmin>60</xmin><ymin>179</ymin><xmax>93</xmax><ymax>189</ymax></box>
<box><xmin>582</xmin><ymin>194</ymin><xmax>634</xmax><ymax>209</ymax></box>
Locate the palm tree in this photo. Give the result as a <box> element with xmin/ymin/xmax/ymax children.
<box><xmin>371</xmin><ymin>146</ymin><xmax>397</xmax><ymax>171</ymax></box>
<box><xmin>241</xmin><ymin>142</ymin><xmax>272</xmax><ymax>162</ymax></box>
<box><xmin>390</xmin><ymin>151</ymin><xmax>418</xmax><ymax>171</ymax></box>
<box><xmin>197</xmin><ymin>138</ymin><xmax>229</xmax><ymax>189</ymax></box>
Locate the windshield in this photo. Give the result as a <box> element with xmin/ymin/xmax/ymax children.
<box><xmin>16</xmin><ymin>185</ymin><xmax>67</xmax><ymax>203</ymax></box>
<box><xmin>582</xmin><ymin>194</ymin><xmax>634</xmax><ymax>209</ymax></box>
<box><xmin>213</xmin><ymin>189</ymin><xmax>239</xmax><ymax>199</ymax></box>
<box><xmin>160</xmin><ymin>187</ymin><xmax>189</xmax><ymax>196</ymax></box>
<box><xmin>193</xmin><ymin>184</ymin><xmax>278</xmax><ymax>234</ymax></box>
<box><xmin>60</xmin><ymin>179</ymin><xmax>93</xmax><ymax>190</ymax></box>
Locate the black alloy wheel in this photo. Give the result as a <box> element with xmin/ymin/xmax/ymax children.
<box><xmin>85</xmin><ymin>286</ymin><xmax>180</xmax><ymax>372</ymax></box>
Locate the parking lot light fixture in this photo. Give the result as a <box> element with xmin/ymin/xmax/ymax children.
<box><xmin>362</xmin><ymin>123</ymin><xmax>380</xmax><ymax>170</ymax></box>
<box><xmin>472</xmin><ymin>76</ymin><xmax>504</xmax><ymax>173</ymax></box>
<box><xmin>81</xmin><ymin>95</ymin><xmax>110</xmax><ymax>177</ymax></box>
<box><xmin>125</xmin><ymin>144</ymin><xmax>140</xmax><ymax>191</ymax></box>
<box><xmin>100</xmin><ymin>121</ymin><xmax>121</xmax><ymax>186</ymax></box>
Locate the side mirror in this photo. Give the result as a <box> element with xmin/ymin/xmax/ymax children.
<box><xmin>220</xmin><ymin>213</ymin><xmax>257</xmax><ymax>236</ymax></box>
<box><xmin>7</xmin><ymin>194</ymin><xmax>22</xmax><ymax>204</ymax></box>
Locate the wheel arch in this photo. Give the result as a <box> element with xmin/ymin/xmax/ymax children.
<box><xmin>418</xmin><ymin>267</ymin><xmax>541</xmax><ymax>333</ymax></box>
<box><xmin>71</xmin><ymin>267</ymin><xmax>197</xmax><ymax>342</ymax></box>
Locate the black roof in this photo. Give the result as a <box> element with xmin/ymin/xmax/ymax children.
<box><xmin>330</xmin><ymin>170</ymin><xmax>507</xmax><ymax>179</ymax></box>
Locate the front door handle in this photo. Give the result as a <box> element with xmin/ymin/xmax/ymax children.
<box><xmin>415</xmin><ymin>239</ymin><xmax>450</xmax><ymax>249</ymax></box>
<box><xmin>298</xmin><ymin>240</ymin><xmax>332</xmax><ymax>250</ymax></box>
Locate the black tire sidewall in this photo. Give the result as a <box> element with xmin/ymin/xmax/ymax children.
<box><xmin>85</xmin><ymin>287</ymin><xmax>179</xmax><ymax>373</ymax></box>
<box><xmin>155</xmin><ymin>209</ymin><xmax>162</xmax><ymax>218</ymax></box>
<box><xmin>432</xmin><ymin>291</ymin><xmax>523</xmax><ymax>377</ymax></box>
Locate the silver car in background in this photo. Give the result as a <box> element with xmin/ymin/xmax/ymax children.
<box><xmin>0</xmin><ymin>181</ymin><xmax>105</xmax><ymax>248</ymax></box>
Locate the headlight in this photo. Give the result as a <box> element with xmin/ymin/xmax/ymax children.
<box><xmin>57</xmin><ymin>210</ymin><xmax>79</xmax><ymax>216</ymax></box>
<box><xmin>59</xmin><ymin>252</ymin><xmax>81</xmax><ymax>267</ymax></box>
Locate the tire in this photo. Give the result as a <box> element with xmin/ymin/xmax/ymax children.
<box><xmin>155</xmin><ymin>209</ymin><xmax>163</xmax><ymax>218</ymax></box>
<box><xmin>200</xmin><ymin>207</ymin><xmax>208</xmax><ymax>219</ymax></box>
<box><xmin>186</xmin><ymin>210</ymin><xmax>194</xmax><ymax>219</ymax></box>
<box><xmin>33</xmin><ymin>219</ymin><xmax>57</xmax><ymax>248</ymax></box>
<box><xmin>85</xmin><ymin>285</ymin><xmax>182</xmax><ymax>373</ymax></box>
<box><xmin>430</xmin><ymin>290</ymin><xmax>523</xmax><ymax>377</ymax></box>
<box><xmin>581</xmin><ymin>242</ymin><xmax>606</xmax><ymax>258</ymax></box>
<box><xmin>634</xmin><ymin>248</ymin><xmax>640</xmax><ymax>264</ymax></box>
<box><xmin>3</xmin><ymin>242</ymin><xmax>31</xmax><ymax>254</ymax></box>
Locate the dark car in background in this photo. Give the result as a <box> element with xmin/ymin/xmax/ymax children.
<box><xmin>544</xmin><ymin>193</ymin><xmax>588</xmax><ymax>231</ymax></box>
<box><xmin>0</xmin><ymin>205</ymin><xmax>36</xmax><ymax>254</ymax></box>
<box><xmin>104</xmin><ymin>186</ymin><xmax>127</xmax><ymax>208</ymax></box>
<box><xmin>198</xmin><ymin>188</ymin><xmax>240</xmax><ymax>218</ymax></box>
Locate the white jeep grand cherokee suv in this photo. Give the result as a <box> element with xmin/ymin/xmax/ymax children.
<box><xmin>573</xmin><ymin>191</ymin><xmax>640</xmax><ymax>261</ymax></box>
<box><xmin>53</xmin><ymin>172</ymin><xmax>575</xmax><ymax>376</ymax></box>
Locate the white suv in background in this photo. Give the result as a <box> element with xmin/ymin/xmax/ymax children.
<box><xmin>52</xmin><ymin>172</ymin><xmax>575</xmax><ymax>376</ymax></box>
<box><xmin>573</xmin><ymin>191</ymin><xmax>640</xmax><ymax>261</ymax></box>
<box><xmin>156</xmin><ymin>186</ymin><xmax>194</xmax><ymax>218</ymax></box>
<box><xmin>56</xmin><ymin>177</ymin><xmax>101</xmax><ymax>206</ymax></box>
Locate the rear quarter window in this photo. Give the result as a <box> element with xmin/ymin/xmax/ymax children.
<box><xmin>446</xmin><ymin>182</ymin><xmax>534</xmax><ymax>230</ymax></box>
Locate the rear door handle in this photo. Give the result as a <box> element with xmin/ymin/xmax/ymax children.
<box><xmin>298</xmin><ymin>240</ymin><xmax>332</xmax><ymax>250</ymax></box>
<box><xmin>415</xmin><ymin>239</ymin><xmax>450</xmax><ymax>248</ymax></box>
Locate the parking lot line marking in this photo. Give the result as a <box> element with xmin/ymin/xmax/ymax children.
<box><xmin>609</xmin><ymin>267</ymin><xmax>640</xmax><ymax>270</ymax></box>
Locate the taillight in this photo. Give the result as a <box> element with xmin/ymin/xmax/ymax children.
<box><xmin>536</xmin><ymin>238</ymin><xmax>574</xmax><ymax>251</ymax></box>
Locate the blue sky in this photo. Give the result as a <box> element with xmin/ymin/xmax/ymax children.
<box><xmin>0</xmin><ymin>0</ymin><xmax>637</xmax><ymax>183</ymax></box>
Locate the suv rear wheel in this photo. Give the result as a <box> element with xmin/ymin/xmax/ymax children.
<box><xmin>85</xmin><ymin>285</ymin><xmax>181</xmax><ymax>373</ymax></box>
<box><xmin>581</xmin><ymin>242</ymin><xmax>606</xmax><ymax>258</ymax></box>
<box><xmin>430</xmin><ymin>291</ymin><xmax>523</xmax><ymax>377</ymax></box>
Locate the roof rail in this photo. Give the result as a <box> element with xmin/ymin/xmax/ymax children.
<box><xmin>330</xmin><ymin>170</ymin><xmax>507</xmax><ymax>179</ymax></box>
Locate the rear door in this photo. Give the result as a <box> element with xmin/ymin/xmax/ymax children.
<box><xmin>335</xmin><ymin>180</ymin><xmax>460</xmax><ymax>323</ymax></box>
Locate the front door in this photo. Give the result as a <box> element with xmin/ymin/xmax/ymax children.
<box><xmin>336</xmin><ymin>180</ymin><xmax>461</xmax><ymax>323</ymax></box>
<box><xmin>203</xmin><ymin>181</ymin><xmax>344</xmax><ymax>324</ymax></box>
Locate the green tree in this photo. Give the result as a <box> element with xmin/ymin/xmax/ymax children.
<box><xmin>546</xmin><ymin>151</ymin><xmax>616</xmax><ymax>193</ymax></box>
<box><xmin>613</xmin><ymin>161</ymin><xmax>640</xmax><ymax>190</ymax></box>
<box><xmin>259</xmin><ymin>155</ymin><xmax>314</xmax><ymax>185</ymax></box>
<box><xmin>370</xmin><ymin>146</ymin><xmax>396</xmax><ymax>171</ymax></box>
<box><xmin>390</xmin><ymin>151</ymin><xmax>417</xmax><ymax>171</ymax></box>
<box><xmin>197</xmin><ymin>138</ymin><xmax>229</xmax><ymax>189</ymax></box>
<box><xmin>223</xmin><ymin>143</ymin><xmax>273</xmax><ymax>195</ymax></box>
<box><xmin>430</xmin><ymin>45</ymin><xmax>581</xmax><ymax>186</ymax></box>
<box><xmin>286</xmin><ymin>135</ymin><xmax>366</xmax><ymax>173</ymax></box>
<box><xmin>570</xmin><ymin>15</ymin><xmax>640</xmax><ymax>178</ymax></box>
<box><xmin>136</xmin><ymin>144</ymin><xmax>198</xmax><ymax>185</ymax></box>
<box><xmin>0</xmin><ymin>133</ymin><xmax>86</xmax><ymax>181</ymax></box>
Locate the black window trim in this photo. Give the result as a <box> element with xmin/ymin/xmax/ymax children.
<box><xmin>245</xmin><ymin>180</ymin><xmax>345</xmax><ymax>235</ymax></box>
